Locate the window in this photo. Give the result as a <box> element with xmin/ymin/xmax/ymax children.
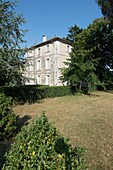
<box><xmin>37</xmin><ymin>59</ymin><xmax>41</xmax><ymax>70</ymax></box>
<box><xmin>30</xmin><ymin>61</ymin><xmax>33</xmax><ymax>65</ymax></box>
<box><xmin>46</xmin><ymin>75</ymin><xmax>50</xmax><ymax>85</ymax></box>
<box><xmin>45</xmin><ymin>58</ymin><xmax>50</xmax><ymax>69</ymax></box>
<box><xmin>66</xmin><ymin>45</ymin><xmax>70</xmax><ymax>52</ymax></box>
<box><xmin>38</xmin><ymin>48</ymin><xmax>40</xmax><ymax>56</ymax></box>
<box><xmin>37</xmin><ymin>75</ymin><xmax>41</xmax><ymax>84</ymax></box>
<box><xmin>46</xmin><ymin>45</ymin><xmax>49</xmax><ymax>52</ymax></box>
<box><xmin>29</xmin><ymin>61</ymin><xmax>33</xmax><ymax>71</ymax></box>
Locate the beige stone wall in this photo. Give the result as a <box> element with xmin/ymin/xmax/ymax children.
<box><xmin>25</xmin><ymin>39</ymin><xmax>71</xmax><ymax>86</ymax></box>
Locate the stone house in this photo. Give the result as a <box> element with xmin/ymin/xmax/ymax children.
<box><xmin>25</xmin><ymin>35</ymin><xmax>72</xmax><ymax>86</ymax></box>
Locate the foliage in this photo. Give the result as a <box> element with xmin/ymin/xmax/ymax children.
<box><xmin>66</xmin><ymin>25</ymin><xmax>83</xmax><ymax>42</ymax></box>
<box><xmin>2</xmin><ymin>113</ymin><xmax>86</xmax><ymax>170</ymax></box>
<box><xmin>0</xmin><ymin>85</ymin><xmax>72</xmax><ymax>104</ymax></box>
<box><xmin>96</xmin><ymin>0</ymin><xmax>113</xmax><ymax>23</ymax></box>
<box><xmin>86</xmin><ymin>18</ymin><xmax>113</xmax><ymax>85</ymax></box>
<box><xmin>41</xmin><ymin>86</ymin><xmax>72</xmax><ymax>98</ymax></box>
<box><xmin>0</xmin><ymin>93</ymin><xmax>17</xmax><ymax>141</ymax></box>
<box><xmin>0</xmin><ymin>0</ymin><xmax>26</xmax><ymax>86</ymax></box>
<box><xmin>0</xmin><ymin>85</ymin><xmax>44</xmax><ymax>104</ymax></box>
<box><xmin>61</xmin><ymin>18</ymin><xmax>113</xmax><ymax>92</ymax></box>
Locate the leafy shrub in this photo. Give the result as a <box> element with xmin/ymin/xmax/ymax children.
<box><xmin>2</xmin><ymin>113</ymin><xmax>86</xmax><ymax>170</ymax></box>
<box><xmin>0</xmin><ymin>93</ymin><xmax>17</xmax><ymax>141</ymax></box>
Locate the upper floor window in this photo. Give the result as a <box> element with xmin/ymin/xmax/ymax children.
<box><xmin>29</xmin><ymin>61</ymin><xmax>33</xmax><ymax>71</ymax></box>
<box><xmin>29</xmin><ymin>61</ymin><xmax>33</xmax><ymax>66</ymax></box>
<box><xmin>37</xmin><ymin>59</ymin><xmax>41</xmax><ymax>70</ymax></box>
<box><xmin>29</xmin><ymin>65</ymin><xmax>33</xmax><ymax>72</ymax></box>
<box><xmin>31</xmin><ymin>50</ymin><xmax>33</xmax><ymax>53</ymax></box>
<box><xmin>38</xmin><ymin>48</ymin><xmax>40</xmax><ymax>56</ymax></box>
<box><xmin>45</xmin><ymin>58</ymin><xmax>50</xmax><ymax>70</ymax></box>
<box><xmin>66</xmin><ymin>45</ymin><xmax>70</xmax><ymax>52</ymax></box>
<box><xmin>46</xmin><ymin>45</ymin><xmax>50</xmax><ymax>52</ymax></box>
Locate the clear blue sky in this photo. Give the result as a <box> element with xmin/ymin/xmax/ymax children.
<box><xmin>16</xmin><ymin>0</ymin><xmax>102</xmax><ymax>47</ymax></box>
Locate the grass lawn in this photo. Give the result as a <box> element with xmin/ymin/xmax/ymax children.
<box><xmin>12</xmin><ymin>91</ymin><xmax>113</xmax><ymax>169</ymax></box>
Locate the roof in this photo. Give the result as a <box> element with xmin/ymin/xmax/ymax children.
<box><xmin>30</xmin><ymin>37</ymin><xmax>72</xmax><ymax>50</ymax></box>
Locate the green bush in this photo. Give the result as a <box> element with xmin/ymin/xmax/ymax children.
<box><xmin>2</xmin><ymin>113</ymin><xmax>86</xmax><ymax>170</ymax></box>
<box><xmin>0</xmin><ymin>93</ymin><xmax>17</xmax><ymax>141</ymax></box>
<box><xmin>0</xmin><ymin>85</ymin><xmax>72</xmax><ymax>104</ymax></box>
<box><xmin>0</xmin><ymin>85</ymin><xmax>45</xmax><ymax>104</ymax></box>
<box><xmin>40</xmin><ymin>86</ymin><xmax>72</xmax><ymax>98</ymax></box>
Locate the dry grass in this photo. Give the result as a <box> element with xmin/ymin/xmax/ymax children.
<box><xmin>14</xmin><ymin>91</ymin><xmax>113</xmax><ymax>170</ymax></box>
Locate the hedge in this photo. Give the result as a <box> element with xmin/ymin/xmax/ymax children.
<box><xmin>0</xmin><ymin>85</ymin><xmax>72</xmax><ymax>104</ymax></box>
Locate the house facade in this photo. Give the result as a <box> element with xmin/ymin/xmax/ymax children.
<box><xmin>25</xmin><ymin>35</ymin><xmax>72</xmax><ymax>86</ymax></box>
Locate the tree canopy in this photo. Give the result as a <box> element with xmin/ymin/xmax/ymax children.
<box><xmin>97</xmin><ymin>0</ymin><xmax>113</xmax><ymax>23</ymax></box>
<box><xmin>61</xmin><ymin>18</ymin><xmax>113</xmax><ymax>92</ymax></box>
<box><xmin>66</xmin><ymin>25</ymin><xmax>83</xmax><ymax>42</ymax></box>
<box><xmin>0</xmin><ymin>0</ymin><xmax>26</xmax><ymax>86</ymax></box>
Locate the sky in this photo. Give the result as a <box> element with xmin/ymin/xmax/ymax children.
<box><xmin>16</xmin><ymin>0</ymin><xmax>102</xmax><ymax>47</ymax></box>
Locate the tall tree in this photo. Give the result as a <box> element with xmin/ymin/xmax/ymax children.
<box><xmin>0</xmin><ymin>0</ymin><xmax>26</xmax><ymax>86</ymax></box>
<box><xmin>61</xmin><ymin>18</ymin><xmax>113</xmax><ymax>91</ymax></box>
<box><xmin>97</xmin><ymin>0</ymin><xmax>113</xmax><ymax>23</ymax></box>
<box><xmin>66</xmin><ymin>25</ymin><xmax>83</xmax><ymax>42</ymax></box>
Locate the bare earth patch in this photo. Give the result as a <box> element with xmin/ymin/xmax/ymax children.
<box><xmin>14</xmin><ymin>91</ymin><xmax>113</xmax><ymax>170</ymax></box>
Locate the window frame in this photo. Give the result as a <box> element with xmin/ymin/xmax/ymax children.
<box><xmin>37</xmin><ymin>59</ymin><xmax>41</xmax><ymax>71</ymax></box>
<box><xmin>45</xmin><ymin>57</ymin><xmax>50</xmax><ymax>70</ymax></box>
<box><xmin>37</xmin><ymin>75</ymin><xmax>41</xmax><ymax>84</ymax></box>
<box><xmin>66</xmin><ymin>45</ymin><xmax>70</xmax><ymax>52</ymax></box>
<box><xmin>38</xmin><ymin>48</ymin><xmax>41</xmax><ymax>56</ymax></box>
<box><xmin>29</xmin><ymin>61</ymin><xmax>33</xmax><ymax>71</ymax></box>
<box><xmin>46</xmin><ymin>74</ymin><xmax>50</xmax><ymax>85</ymax></box>
<box><xmin>46</xmin><ymin>44</ymin><xmax>50</xmax><ymax>52</ymax></box>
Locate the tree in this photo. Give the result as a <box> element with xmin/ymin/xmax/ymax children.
<box><xmin>61</xmin><ymin>18</ymin><xmax>113</xmax><ymax>92</ymax></box>
<box><xmin>0</xmin><ymin>93</ymin><xmax>17</xmax><ymax>141</ymax></box>
<box><xmin>87</xmin><ymin>18</ymin><xmax>113</xmax><ymax>86</ymax></box>
<box><xmin>61</xmin><ymin>31</ymin><xmax>99</xmax><ymax>93</ymax></box>
<box><xmin>0</xmin><ymin>0</ymin><xmax>26</xmax><ymax>86</ymax></box>
<box><xmin>96</xmin><ymin>0</ymin><xmax>113</xmax><ymax>23</ymax></box>
<box><xmin>66</xmin><ymin>25</ymin><xmax>83</xmax><ymax>42</ymax></box>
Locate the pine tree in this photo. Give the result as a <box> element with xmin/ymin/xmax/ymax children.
<box><xmin>66</xmin><ymin>25</ymin><xmax>83</xmax><ymax>42</ymax></box>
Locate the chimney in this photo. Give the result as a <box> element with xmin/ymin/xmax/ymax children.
<box><xmin>42</xmin><ymin>35</ymin><xmax>46</xmax><ymax>42</ymax></box>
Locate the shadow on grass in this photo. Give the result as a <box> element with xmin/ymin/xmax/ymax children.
<box><xmin>104</xmin><ymin>90</ymin><xmax>113</xmax><ymax>95</ymax></box>
<box><xmin>0</xmin><ymin>114</ymin><xmax>31</xmax><ymax>170</ymax></box>
<box><xmin>85</xmin><ymin>92</ymin><xmax>100</xmax><ymax>97</ymax></box>
<box><xmin>15</xmin><ymin>98</ymin><xmax>44</xmax><ymax>105</ymax></box>
<box><xmin>16</xmin><ymin>114</ymin><xmax>31</xmax><ymax>132</ymax></box>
